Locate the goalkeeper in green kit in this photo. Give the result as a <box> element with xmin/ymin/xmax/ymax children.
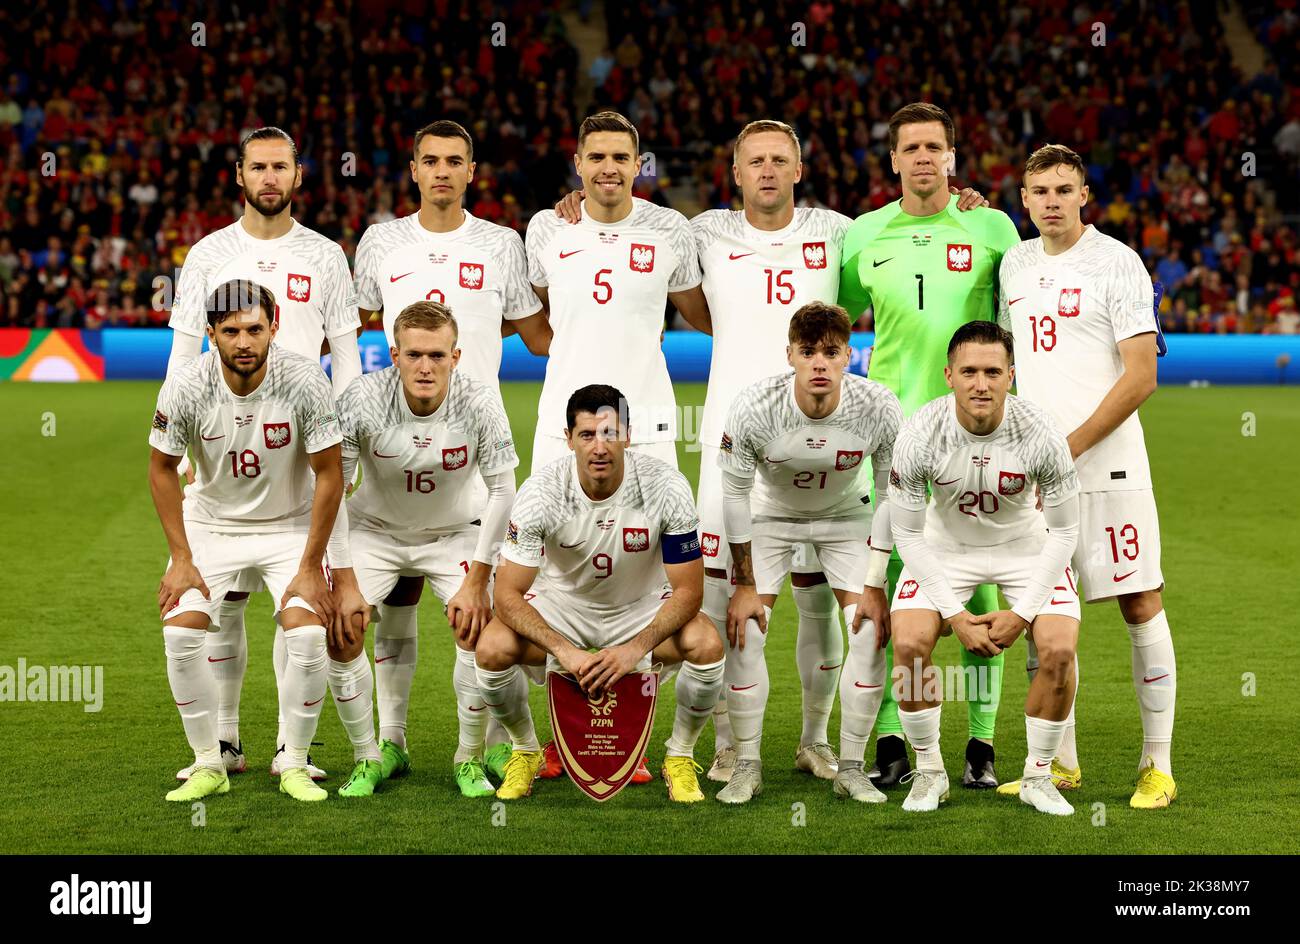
<box><xmin>838</xmin><ymin>103</ymin><xmax>1021</xmax><ymax>790</ymax></box>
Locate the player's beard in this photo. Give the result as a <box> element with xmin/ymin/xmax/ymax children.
<box><xmin>244</xmin><ymin>184</ymin><xmax>293</xmax><ymax>218</ymax></box>
<box><xmin>220</xmin><ymin>346</ymin><xmax>269</xmax><ymax>379</ymax></box>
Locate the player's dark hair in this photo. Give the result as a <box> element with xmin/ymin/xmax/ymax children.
<box><xmin>577</xmin><ymin>110</ymin><xmax>639</xmax><ymax>156</ymax></box>
<box><xmin>412</xmin><ymin>119</ymin><xmax>474</xmax><ymax>163</ymax></box>
<box><xmin>206</xmin><ymin>279</ymin><xmax>277</xmax><ymax>329</ymax></box>
<box><xmin>888</xmin><ymin>102</ymin><xmax>955</xmax><ymax>151</ymax></box>
<box><xmin>1023</xmin><ymin>143</ymin><xmax>1087</xmax><ymax>186</ymax></box>
<box><xmin>238</xmin><ymin>127</ymin><xmax>299</xmax><ymax>166</ymax></box>
<box><xmin>392</xmin><ymin>300</ymin><xmax>459</xmax><ymax>346</ymax></box>
<box><xmin>566</xmin><ymin>384</ymin><xmax>629</xmax><ymax>432</ymax></box>
<box><xmin>947</xmin><ymin>321</ymin><xmax>1014</xmax><ymax>364</ymax></box>
<box><xmin>788</xmin><ymin>302</ymin><xmax>851</xmax><ymax>348</ymax></box>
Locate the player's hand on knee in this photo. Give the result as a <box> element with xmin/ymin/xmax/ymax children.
<box><xmin>726</xmin><ymin>585</ymin><xmax>766</xmax><ymax>650</ymax></box>
<box><xmin>951</xmin><ymin>185</ymin><xmax>990</xmax><ymax>210</ymax></box>
<box><xmin>284</xmin><ymin>565</ymin><xmax>333</xmax><ymax>626</ymax></box>
<box><xmin>857</xmin><ymin>586</ymin><xmax>891</xmax><ymax>648</ymax></box>
<box><xmin>158</xmin><ymin>560</ymin><xmax>209</xmax><ymax>617</ymax></box>
<box><xmin>329</xmin><ymin>574</ymin><xmax>369</xmax><ymax>648</ymax></box>
<box><xmin>554</xmin><ymin>189</ymin><xmax>584</xmax><ymax>224</ymax></box>
<box><xmin>447</xmin><ymin>583</ymin><xmax>491</xmax><ymax>647</ymax></box>
<box><xmin>951</xmin><ymin>611</ymin><xmax>998</xmax><ymax>658</ymax></box>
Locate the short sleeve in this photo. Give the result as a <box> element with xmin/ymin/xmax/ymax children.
<box><xmin>500</xmin><ymin>480</ymin><xmax>547</xmax><ymax>568</ymax></box>
<box><xmin>169</xmin><ymin>251</ymin><xmax>209</xmax><ymax>337</ymax></box>
<box><xmin>148</xmin><ymin>374</ymin><xmax>193</xmax><ymax>456</ymax></box>
<box><xmin>1109</xmin><ymin>248</ymin><xmax>1159</xmax><ymax>344</ymax></box>
<box><xmin>324</xmin><ymin>243</ymin><xmax>359</xmax><ymax>337</ymax></box>
<box><xmin>524</xmin><ymin>213</ymin><xmax>550</xmax><ymax>288</ymax></box>
<box><xmin>335</xmin><ymin>379</ymin><xmax>364</xmax><ymax>460</ymax></box>
<box><xmin>352</xmin><ymin>226</ymin><xmax>382</xmax><ymax>311</ymax></box>
<box><xmin>1034</xmin><ymin>424</ymin><xmax>1080</xmax><ymax>508</ymax></box>
<box><xmin>837</xmin><ymin>222</ymin><xmax>872</xmax><ymax>319</ymax></box>
<box><xmin>475</xmin><ymin>396</ymin><xmax>521</xmax><ymax>477</ymax></box>
<box><xmin>716</xmin><ymin>395</ymin><xmax>759</xmax><ymax>479</ymax></box>
<box><xmin>667</xmin><ymin>217</ymin><xmax>703</xmax><ymax>293</ymax></box>
<box><xmin>870</xmin><ymin>390</ymin><xmax>904</xmax><ymax>475</ymax></box>
<box><xmin>297</xmin><ymin>370</ymin><xmax>343</xmax><ymax>453</ymax></box>
<box><xmin>887</xmin><ymin>420</ymin><xmax>933</xmax><ymax>511</ymax></box>
<box><xmin>659</xmin><ymin>471</ymin><xmax>700</xmax><ymax>536</ymax></box>
<box><xmin>501</xmin><ymin>230</ymin><xmax>543</xmax><ymax>321</ymax></box>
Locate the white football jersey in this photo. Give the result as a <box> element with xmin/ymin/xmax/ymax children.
<box><xmin>169</xmin><ymin>219</ymin><xmax>357</xmax><ymax>358</ymax></box>
<box><xmin>692</xmin><ymin>207</ymin><xmax>853</xmax><ymax>446</ymax></box>
<box><xmin>999</xmin><ymin>225</ymin><xmax>1156</xmax><ymax>492</ymax></box>
<box><xmin>526</xmin><ymin>198</ymin><xmax>702</xmax><ymax>443</ymax></box>
<box><xmin>719</xmin><ymin>372</ymin><xmax>902</xmax><ymax>522</ymax></box>
<box><xmin>149</xmin><ymin>347</ymin><xmax>342</xmax><ymax>532</ymax></box>
<box><xmin>502</xmin><ymin>451</ymin><xmax>700</xmax><ymax>607</ymax></box>
<box><xmin>352</xmin><ymin>210</ymin><xmax>540</xmax><ymax>392</ymax></box>
<box><xmin>889</xmin><ymin>394</ymin><xmax>1078</xmax><ymax>548</ymax></box>
<box><xmin>337</xmin><ymin>367</ymin><xmax>519</xmax><ymax>538</ymax></box>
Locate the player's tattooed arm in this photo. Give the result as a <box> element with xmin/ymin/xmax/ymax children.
<box><xmin>726</xmin><ymin>541</ymin><xmax>769</xmax><ymax>650</ymax></box>
<box><xmin>149</xmin><ymin>447</ymin><xmax>211</xmax><ymax>616</ymax></box>
<box><xmin>669</xmin><ymin>284</ymin><xmax>712</xmax><ymax>336</ymax></box>
<box><xmin>494</xmin><ymin>559</ymin><xmax>594</xmax><ymax>680</ymax></box>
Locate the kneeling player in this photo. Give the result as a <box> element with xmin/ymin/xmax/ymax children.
<box><xmin>149</xmin><ymin>279</ymin><xmax>360</xmax><ymax>803</ymax></box>
<box><xmin>889</xmin><ymin>322</ymin><xmax>1081</xmax><ymax>815</ymax></box>
<box><xmin>333</xmin><ymin>301</ymin><xmax>518</xmax><ymax>797</ymax></box>
<box><xmin>717</xmin><ymin>302</ymin><xmax>903</xmax><ymax>804</ymax></box>
<box><xmin>474</xmin><ymin>385</ymin><xmax>724</xmax><ymax>802</ymax></box>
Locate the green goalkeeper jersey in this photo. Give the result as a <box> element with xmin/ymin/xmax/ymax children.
<box><xmin>838</xmin><ymin>195</ymin><xmax>1020</xmax><ymax>416</ymax></box>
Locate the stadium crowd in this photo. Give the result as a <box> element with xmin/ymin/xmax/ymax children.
<box><xmin>1</xmin><ymin>0</ymin><xmax>1296</xmax><ymax>334</ymax></box>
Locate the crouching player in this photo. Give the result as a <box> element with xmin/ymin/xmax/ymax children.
<box><xmin>474</xmin><ymin>385</ymin><xmax>725</xmax><ymax>802</ymax></box>
<box><xmin>332</xmin><ymin>301</ymin><xmax>519</xmax><ymax>797</ymax></box>
<box><xmin>149</xmin><ymin>279</ymin><xmax>361</xmax><ymax>803</ymax></box>
<box><xmin>716</xmin><ymin>302</ymin><xmax>903</xmax><ymax>804</ymax></box>
<box><xmin>888</xmin><ymin>322</ymin><xmax>1082</xmax><ymax>815</ymax></box>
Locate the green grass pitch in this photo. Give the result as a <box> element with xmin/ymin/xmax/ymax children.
<box><xmin>1</xmin><ymin>380</ymin><xmax>1297</xmax><ymax>853</ymax></box>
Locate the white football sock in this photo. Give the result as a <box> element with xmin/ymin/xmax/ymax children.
<box><xmin>899</xmin><ymin>704</ymin><xmax>943</xmax><ymax>771</ymax></box>
<box><xmin>475</xmin><ymin>663</ymin><xmax>538</xmax><ymax>752</ymax></box>
<box><xmin>279</xmin><ymin>625</ymin><xmax>328</xmax><ymax>770</ymax></box>
<box><xmin>702</xmin><ymin>575</ymin><xmax>734</xmax><ymax>751</ymax></box>
<box><xmin>725</xmin><ymin>606</ymin><xmax>771</xmax><ymax>763</ymax></box>
<box><xmin>1128</xmin><ymin>610</ymin><xmax>1175</xmax><ymax>774</ymax></box>
<box><xmin>164</xmin><ymin>626</ymin><xmax>221</xmax><ymax>769</ymax></box>
<box><xmin>328</xmin><ymin>653</ymin><xmax>380</xmax><ymax>763</ymax></box>
<box><xmin>1024</xmin><ymin>714</ymin><xmax>1070</xmax><ymax>779</ymax></box>
<box><xmin>838</xmin><ymin>604</ymin><xmax>886</xmax><ymax>765</ymax></box>
<box><xmin>485</xmin><ymin>717</ymin><xmax>508</xmax><ymax>747</ymax></box>
<box><xmin>666</xmin><ymin>658</ymin><xmax>725</xmax><ymax>758</ymax></box>
<box><xmin>273</xmin><ymin>625</ymin><xmax>288</xmax><ymax>747</ymax></box>
<box><xmin>793</xmin><ymin>583</ymin><xmax>841</xmax><ymax>747</ymax></box>
<box><xmin>210</xmin><ymin>597</ymin><xmax>247</xmax><ymax>746</ymax></box>
<box><xmin>374</xmin><ymin>602</ymin><xmax>418</xmax><ymax>749</ymax></box>
<box><xmin>453</xmin><ymin>645</ymin><xmax>487</xmax><ymax>762</ymax></box>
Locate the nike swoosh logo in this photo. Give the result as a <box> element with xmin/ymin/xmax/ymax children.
<box><xmin>559</xmin><ymin>541</ymin><xmax>586</xmax><ymax>549</ymax></box>
<box><xmin>373</xmin><ymin>448</ymin><xmax>401</xmax><ymax>459</ymax></box>
<box><xmin>1009</xmin><ymin>297</ymin><xmax>1026</xmax><ymax>305</ymax></box>
<box><xmin>375</xmin><ymin>655</ymin><xmax>395</xmax><ymax>663</ymax></box>
<box><xmin>389</xmin><ymin>272</ymin><xmax>413</xmax><ymax>282</ymax></box>
<box><xmin>482</xmin><ymin>701</ymin><xmax>503</xmax><ymax>708</ymax></box>
<box><xmin>764</xmin><ymin>456</ymin><xmax>791</xmax><ymax>464</ymax></box>
<box><xmin>872</xmin><ymin>258</ymin><xmax>893</xmax><ymax>267</ymax></box>
<box><xmin>1113</xmin><ymin>571</ymin><xmax>1137</xmax><ymax>582</ymax></box>
<box><xmin>468</xmin><ymin>704</ymin><xmax>487</xmax><ymax>712</ymax></box>
<box><xmin>730</xmin><ymin>683</ymin><xmax>758</xmax><ymax>692</ymax></box>
<box><xmin>935</xmin><ymin>478</ymin><xmax>960</xmax><ymax>486</ymax></box>
<box><xmin>1036</xmin><ymin>760</ymin><xmax>1050</xmax><ymax>767</ymax></box>
<box><xmin>175</xmin><ymin>699</ymin><xmax>197</xmax><ymax>706</ymax></box>
<box><xmin>728</xmin><ymin>252</ymin><xmax>754</xmax><ymax>260</ymax></box>
<box><xmin>201</xmin><ymin>433</ymin><xmax>224</xmax><ymax>441</ymax></box>
<box><xmin>1142</xmin><ymin>673</ymin><xmax>1169</xmax><ymax>684</ymax></box>
<box><xmin>338</xmin><ymin>692</ymin><xmax>364</xmax><ymax>702</ymax></box>
<box><xmin>559</xmin><ymin>250</ymin><xmax>585</xmax><ymax>259</ymax></box>
<box><xmin>853</xmin><ymin>682</ymin><xmax>881</xmax><ymax>689</ymax></box>
<box><xmin>303</xmin><ymin>696</ymin><xmax>324</xmax><ymax>707</ymax></box>
<box><xmin>207</xmin><ymin>656</ymin><xmax>235</xmax><ymax>663</ymax></box>
<box><xmin>819</xmin><ymin>663</ymin><xmax>841</xmax><ymax>671</ymax></box>
<box><xmin>1050</xmin><ymin>598</ymin><xmax>1072</xmax><ymax>606</ymax></box>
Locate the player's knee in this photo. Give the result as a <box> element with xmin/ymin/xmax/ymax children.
<box><xmin>384</xmin><ymin>574</ymin><xmax>424</xmax><ymax>607</ymax></box>
<box><xmin>891</xmin><ymin>624</ymin><xmax>929</xmax><ymax>667</ymax></box>
<box><xmin>327</xmin><ymin>633</ymin><xmax>365</xmax><ymax>663</ymax></box>
<box><xmin>684</xmin><ymin>614</ymin><xmax>724</xmax><ymax>663</ymax></box>
<box><xmin>279</xmin><ymin>605</ymin><xmax>320</xmax><ymax>630</ymax></box>
<box><xmin>474</xmin><ymin>622</ymin><xmax>516</xmax><ymax>672</ymax></box>
<box><xmin>1033</xmin><ymin>637</ymin><xmax>1075</xmax><ymax>689</ymax></box>
<box><xmin>164</xmin><ymin>611</ymin><xmax>211</xmax><ymax>631</ymax></box>
<box><xmin>1118</xmin><ymin>589</ymin><xmax>1163</xmax><ymax>625</ymax></box>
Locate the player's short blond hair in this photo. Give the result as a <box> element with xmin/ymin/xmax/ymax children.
<box><xmin>733</xmin><ymin>120</ymin><xmax>802</xmax><ymax>165</ymax></box>
<box><xmin>1023</xmin><ymin>143</ymin><xmax>1086</xmax><ymax>186</ymax></box>
<box><xmin>788</xmin><ymin>302</ymin><xmax>851</xmax><ymax>348</ymax></box>
<box><xmin>392</xmin><ymin>301</ymin><xmax>458</xmax><ymax>347</ymax></box>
